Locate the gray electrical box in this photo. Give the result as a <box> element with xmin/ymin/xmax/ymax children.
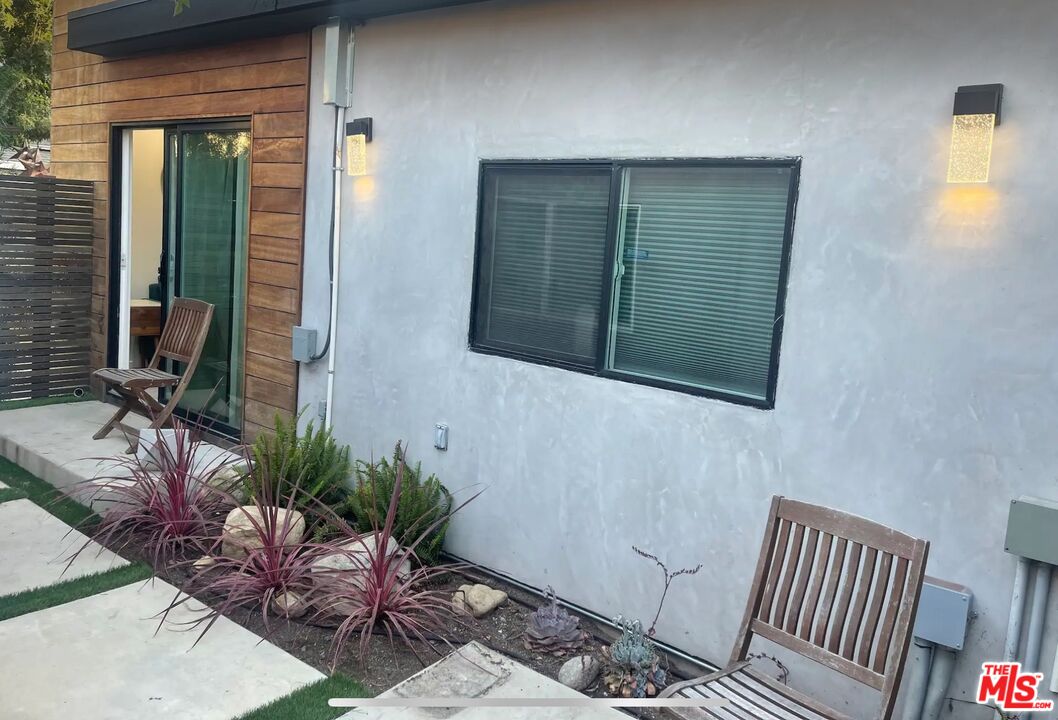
<box><xmin>913</xmin><ymin>576</ymin><xmax>973</xmax><ymax>650</ymax></box>
<box><xmin>292</xmin><ymin>326</ymin><xmax>318</xmax><ymax>363</ymax></box>
<box><xmin>322</xmin><ymin>18</ymin><xmax>353</xmax><ymax>108</ymax></box>
<box><xmin>1005</xmin><ymin>496</ymin><xmax>1058</xmax><ymax>565</ymax></box>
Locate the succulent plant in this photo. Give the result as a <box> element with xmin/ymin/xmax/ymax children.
<box><xmin>602</xmin><ymin>617</ymin><xmax>667</xmax><ymax>698</ymax></box>
<box><xmin>524</xmin><ymin>587</ymin><xmax>589</xmax><ymax>656</ymax></box>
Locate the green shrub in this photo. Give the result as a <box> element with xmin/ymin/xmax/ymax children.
<box><xmin>343</xmin><ymin>442</ymin><xmax>452</xmax><ymax>565</ymax></box>
<box><xmin>247</xmin><ymin>411</ymin><xmax>352</xmax><ymax>513</ymax></box>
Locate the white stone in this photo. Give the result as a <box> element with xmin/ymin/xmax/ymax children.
<box><xmin>221</xmin><ymin>505</ymin><xmax>305</xmax><ymax>559</ymax></box>
<box><xmin>207</xmin><ymin>463</ymin><xmax>248</xmax><ymax>502</ymax></box>
<box><xmin>310</xmin><ymin>534</ymin><xmax>412</xmax><ymax>615</ymax></box>
<box><xmin>558</xmin><ymin>655</ymin><xmax>602</xmax><ymax>691</ymax></box>
<box><xmin>452</xmin><ymin>583</ymin><xmax>508</xmax><ymax>618</ymax></box>
<box><xmin>192</xmin><ymin>555</ymin><xmax>216</xmax><ymax>570</ymax></box>
<box><xmin>273</xmin><ymin>590</ymin><xmax>309</xmax><ymax>619</ymax></box>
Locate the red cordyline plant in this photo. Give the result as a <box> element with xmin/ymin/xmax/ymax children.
<box><xmin>312</xmin><ymin>452</ymin><xmax>482</xmax><ymax>670</ymax></box>
<box><xmin>161</xmin><ymin>459</ymin><xmax>343</xmax><ymax>643</ymax></box>
<box><xmin>71</xmin><ymin>421</ymin><xmax>244</xmax><ymax>571</ymax></box>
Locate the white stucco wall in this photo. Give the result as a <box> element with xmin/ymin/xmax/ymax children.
<box><xmin>299</xmin><ymin>1</ymin><xmax>1058</xmax><ymax>715</ymax></box>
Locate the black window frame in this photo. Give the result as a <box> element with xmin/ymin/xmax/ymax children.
<box><xmin>469</xmin><ymin>157</ymin><xmax>801</xmax><ymax>409</ymax></box>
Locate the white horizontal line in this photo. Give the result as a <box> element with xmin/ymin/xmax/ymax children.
<box><xmin>328</xmin><ymin>697</ymin><xmax>728</xmax><ymax>708</ymax></box>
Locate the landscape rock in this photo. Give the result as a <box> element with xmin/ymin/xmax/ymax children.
<box><xmin>452</xmin><ymin>583</ymin><xmax>508</xmax><ymax>618</ymax></box>
<box><xmin>272</xmin><ymin>591</ymin><xmax>309</xmax><ymax>619</ymax></box>
<box><xmin>558</xmin><ymin>655</ymin><xmax>602</xmax><ymax>691</ymax></box>
<box><xmin>221</xmin><ymin>506</ymin><xmax>305</xmax><ymax>559</ymax></box>
<box><xmin>192</xmin><ymin>555</ymin><xmax>216</xmax><ymax>570</ymax></box>
<box><xmin>310</xmin><ymin>534</ymin><xmax>412</xmax><ymax>615</ymax></box>
<box><xmin>208</xmin><ymin>463</ymin><xmax>248</xmax><ymax>502</ymax></box>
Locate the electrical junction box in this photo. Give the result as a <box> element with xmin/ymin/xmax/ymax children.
<box><xmin>913</xmin><ymin>576</ymin><xmax>973</xmax><ymax>650</ymax></box>
<box><xmin>292</xmin><ymin>326</ymin><xmax>318</xmax><ymax>363</ymax></box>
<box><xmin>322</xmin><ymin>18</ymin><xmax>353</xmax><ymax>108</ymax></box>
<box><xmin>1005</xmin><ymin>496</ymin><xmax>1058</xmax><ymax>565</ymax></box>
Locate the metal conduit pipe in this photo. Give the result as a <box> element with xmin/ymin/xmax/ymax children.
<box><xmin>901</xmin><ymin>639</ymin><xmax>933</xmax><ymax>720</ymax></box>
<box><xmin>921</xmin><ymin>645</ymin><xmax>958</xmax><ymax>720</ymax></box>
<box><xmin>1004</xmin><ymin>556</ymin><xmax>1032</xmax><ymax>661</ymax></box>
<box><xmin>324</xmin><ymin>98</ymin><xmax>346</xmax><ymax>428</ymax></box>
<box><xmin>1024</xmin><ymin>562</ymin><xmax>1052</xmax><ymax>672</ymax></box>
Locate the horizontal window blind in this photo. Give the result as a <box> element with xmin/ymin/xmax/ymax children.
<box><xmin>474</xmin><ymin>168</ymin><xmax>611</xmax><ymax>363</ymax></box>
<box><xmin>609</xmin><ymin>166</ymin><xmax>793</xmax><ymax>400</ymax></box>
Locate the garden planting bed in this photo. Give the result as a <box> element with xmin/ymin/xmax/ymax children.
<box><xmin>119</xmin><ymin>536</ymin><xmax>607</xmax><ymax>693</ymax></box>
<box><xmin>97</xmin><ymin>531</ymin><xmax>678</xmax><ymax>719</ymax></box>
<box><xmin>60</xmin><ymin>422</ymin><xmax>699</xmax><ymax>718</ymax></box>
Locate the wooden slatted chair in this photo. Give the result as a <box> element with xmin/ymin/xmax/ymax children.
<box><xmin>92</xmin><ymin>298</ymin><xmax>214</xmax><ymax>452</ymax></box>
<box><xmin>661</xmin><ymin>496</ymin><xmax>929</xmax><ymax>720</ymax></box>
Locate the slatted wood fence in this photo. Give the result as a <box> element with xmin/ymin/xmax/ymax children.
<box><xmin>0</xmin><ymin>176</ymin><xmax>95</xmax><ymax>402</ymax></box>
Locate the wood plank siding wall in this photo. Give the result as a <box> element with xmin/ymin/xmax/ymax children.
<box><xmin>52</xmin><ymin>0</ymin><xmax>310</xmax><ymax>439</ymax></box>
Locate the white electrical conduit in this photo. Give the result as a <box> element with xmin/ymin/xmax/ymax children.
<box><xmin>902</xmin><ymin>640</ymin><xmax>932</xmax><ymax>720</ymax></box>
<box><xmin>921</xmin><ymin>646</ymin><xmax>957</xmax><ymax>720</ymax></box>
<box><xmin>1004</xmin><ymin>556</ymin><xmax>1032</xmax><ymax>661</ymax></box>
<box><xmin>324</xmin><ymin>100</ymin><xmax>346</xmax><ymax>428</ymax></box>
<box><xmin>1025</xmin><ymin>561</ymin><xmax>1052</xmax><ymax>672</ymax></box>
<box><xmin>902</xmin><ymin>640</ymin><xmax>960</xmax><ymax>720</ymax></box>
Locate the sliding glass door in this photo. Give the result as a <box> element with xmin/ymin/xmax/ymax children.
<box><xmin>165</xmin><ymin>124</ymin><xmax>250</xmax><ymax>436</ymax></box>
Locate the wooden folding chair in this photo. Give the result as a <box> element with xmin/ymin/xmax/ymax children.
<box><xmin>92</xmin><ymin>298</ymin><xmax>214</xmax><ymax>452</ymax></box>
<box><xmin>661</xmin><ymin>496</ymin><xmax>929</xmax><ymax>720</ymax></box>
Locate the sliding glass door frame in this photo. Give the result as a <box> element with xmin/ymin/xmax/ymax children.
<box><xmin>107</xmin><ymin>118</ymin><xmax>251</xmax><ymax>440</ymax></box>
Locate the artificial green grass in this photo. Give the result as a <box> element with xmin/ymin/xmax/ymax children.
<box><xmin>233</xmin><ymin>675</ymin><xmax>373</xmax><ymax>720</ymax></box>
<box><xmin>0</xmin><ymin>394</ymin><xmax>92</xmax><ymax>412</ymax></box>
<box><xmin>0</xmin><ymin>457</ymin><xmax>97</xmax><ymax>528</ymax></box>
<box><xmin>0</xmin><ymin>487</ymin><xmax>28</xmax><ymax>504</ymax></box>
<box><xmin>0</xmin><ymin>562</ymin><xmax>154</xmax><ymax>622</ymax></box>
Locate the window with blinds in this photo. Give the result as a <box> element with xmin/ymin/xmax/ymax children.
<box><xmin>473</xmin><ymin>167</ymin><xmax>611</xmax><ymax>365</ymax></box>
<box><xmin>471</xmin><ymin>160</ymin><xmax>798</xmax><ymax>407</ymax></box>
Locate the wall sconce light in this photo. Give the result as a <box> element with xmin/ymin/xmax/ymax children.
<box><xmin>947</xmin><ymin>84</ymin><xmax>1003</xmax><ymax>184</ymax></box>
<box><xmin>345</xmin><ymin>117</ymin><xmax>373</xmax><ymax>177</ymax></box>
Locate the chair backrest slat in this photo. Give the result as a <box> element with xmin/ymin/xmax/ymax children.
<box><xmin>772</xmin><ymin>522</ymin><xmax>805</xmax><ymax>628</ymax></box>
<box><xmin>827</xmin><ymin>541</ymin><xmax>863</xmax><ymax>654</ymax></box>
<box><xmin>843</xmin><ymin>546</ymin><xmax>878</xmax><ymax>660</ymax></box>
<box><xmin>152</xmin><ymin>298</ymin><xmax>213</xmax><ymax>368</ymax></box>
<box><xmin>799</xmin><ymin>530</ymin><xmax>833</xmax><ymax>641</ymax></box>
<box><xmin>873</xmin><ymin>556</ymin><xmax>909</xmax><ymax>674</ymax></box>
<box><xmin>813</xmin><ymin>535</ymin><xmax>848</xmax><ymax>647</ymax></box>
<box><xmin>857</xmin><ymin>551</ymin><xmax>894</xmax><ymax>667</ymax></box>
<box><xmin>758</xmin><ymin>518</ymin><xmax>791</xmax><ymax>623</ymax></box>
<box><xmin>732</xmin><ymin>497</ymin><xmax>929</xmax><ymax>720</ymax></box>
<box><xmin>786</xmin><ymin>527</ymin><xmax>819</xmax><ymax>634</ymax></box>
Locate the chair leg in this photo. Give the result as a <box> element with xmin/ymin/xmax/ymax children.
<box><xmin>93</xmin><ymin>398</ymin><xmax>133</xmax><ymax>440</ymax></box>
<box><xmin>126</xmin><ymin>389</ymin><xmax>177</xmax><ymax>453</ymax></box>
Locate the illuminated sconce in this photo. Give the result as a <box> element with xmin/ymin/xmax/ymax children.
<box><xmin>947</xmin><ymin>84</ymin><xmax>1003</xmax><ymax>183</ymax></box>
<box><xmin>345</xmin><ymin>117</ymin><xmax>373</xmax><ymax>177</ymax></box>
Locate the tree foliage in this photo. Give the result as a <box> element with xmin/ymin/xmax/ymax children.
<box><xmin>0</xmin><ymin>0</ymin><xmax>52</xmax><ymax>146</ymax></box>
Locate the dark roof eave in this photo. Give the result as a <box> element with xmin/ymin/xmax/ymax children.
<box><xmin>68</xmin><ymin>0</ymin><xmax>493</xmax><ymax>57</ymax></box>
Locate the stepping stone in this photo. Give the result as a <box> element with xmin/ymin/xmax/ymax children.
<box><xmin>0</xmin><ymin>579</ymin><xmax>323</xmax><ymax>719</ymax></box>
<box><xmin>341</xmin><ymin>641</ymin><xmax>624</xmax><ymax>719</ymax></box>
<box><xmin>0</xmin><ymin>499</ymin><xmax>127</xmax><ymax>596</ymax></box>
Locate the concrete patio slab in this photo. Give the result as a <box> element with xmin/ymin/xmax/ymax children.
<box><xmin>0</xmin><ymin>578</ymin><xmax>324</xmax><ymax>720</ymax></box>
<box><xmin>0</xmin><ymin>401</ymin><xmax>148</xmax><ymax>494</ymax></box>
<box><xmin>340</xmin><ymin>642</ymin><xmax>624</xmax><ymax>720</ymax></box>
<box><xmin>0</xmin><ymin>499</ymin><xmax>127</xmax><ymax>596</ymax></box>
<box><xmin>0</xmin><ymin>401</ymin><xmax>241</xmax><ymax>508</ymax></box>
